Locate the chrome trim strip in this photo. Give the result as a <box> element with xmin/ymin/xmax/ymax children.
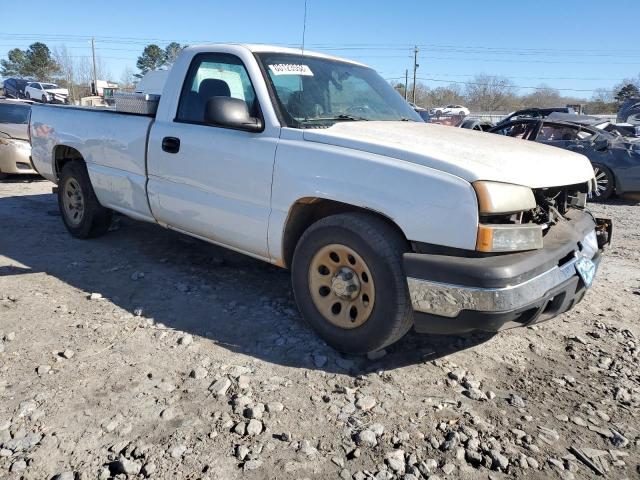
<box><xmin>408</xmin><ymin>230</ymin><xmax>598</xmax><ymax>318</ymax></box>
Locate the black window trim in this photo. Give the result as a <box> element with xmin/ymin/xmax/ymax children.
<box><xmin>173</xmin><ymin>52</ymin><xmax>265</xmax><ymax>133</ymax></box>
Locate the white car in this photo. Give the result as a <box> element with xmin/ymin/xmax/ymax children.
<box><xmin>433</xmin><ymin>105</ymin><xmax>470</xmax><ymax>116</ymax></box>
<box><xmin>29</xmin><ymin>44</ymin><xmax>610</xmax><ymax>354</ymax></box>
<box><xmin>24</xmin><ymin>82</ymin><xmax>69</xmax><ymax>104</ymax></box>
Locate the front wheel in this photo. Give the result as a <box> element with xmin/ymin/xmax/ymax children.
<box><xmin>41</xmin><ymin>95</ymin><xmax>48</xmax><ymax>104</ymax></box>
<box><xmin>291</xmin><ymin>213</ymin><xmax>413</xmax><ymax>354</ymax></box>
<box><xmin>58</xmin><ymin>161</ymin><xmax>112</xmax><ymax>238</ymax></box>
<box><xmin>25</xmin><ymin>92</ymin><xmax>30</xmax><ymax>100</ymax></box>
<box><xmin>592</xmin><ymin>164</ymin><xmax>614</xmax><ymax>200</ymax></box>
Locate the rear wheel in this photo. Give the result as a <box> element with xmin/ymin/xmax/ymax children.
<box><xmin>592</xmin><ymin>164</ymin><xmax>614</xmax><ymax>200</ymax></box>
<box><xmin>58</xmin><ymin>161</ymin><xmax>112</xmax><ymax>238</ymax></box>
<box><xmin>291</xmin><ymin>213</ymin><xmax>413</xmax><ymax>354</ymax></box>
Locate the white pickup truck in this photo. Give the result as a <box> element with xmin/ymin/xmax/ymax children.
<box><xmin>30</xmin><ymin>44</ymin><xmax>611</xmax><ymax>354</ymax></box>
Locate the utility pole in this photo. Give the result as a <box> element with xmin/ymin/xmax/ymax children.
<box><xmin>91</xmin><ymin>38</ymin><xmax>98</xmax><ymax>95</ymax></box>
<box><xmin>404</xmin><ymin>69</ymin><xmax>408</xmax><ymax>100</ymax></box>
<box><xmin>412</xmin><ymin>46</ymin><xmax>419</xmax><ymax>104</ymax></box>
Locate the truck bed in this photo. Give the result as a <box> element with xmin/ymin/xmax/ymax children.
<box><xmin>30</xmin><ymin>103</ymin><xmax>156</xmax><ymax>221</ymax></box>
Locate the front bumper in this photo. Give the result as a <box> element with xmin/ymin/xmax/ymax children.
<box><xmin>404</xmin><ymin>211</ymin><xmax>611</xmax><ymax>334</ymax></box>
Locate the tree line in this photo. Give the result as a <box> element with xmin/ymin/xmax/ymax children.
<box><xmin>395</xmin><ymin>74</ymin><xmax>640</xmax><ymax>114</ymax></box>
<box><xmin>2</xmin><ymin>41</ymin><xmax>639</xmax><ymax>112</ymax></box>
<box><xmin>0</xmin><ymin>41</ymin><xmax>187</xmax><ymax>101</ymax></box>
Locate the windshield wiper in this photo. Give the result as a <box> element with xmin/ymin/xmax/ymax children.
<box><xmin>302</xmin><ymin>114</ymin><xmax>369</xmax><ymax>123</ymax></box>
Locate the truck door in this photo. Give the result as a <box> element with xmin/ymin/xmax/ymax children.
<box><xmin>146</xmin><ymin>52</ymin><xmax>279</xmax><ymax>260</ymax></box>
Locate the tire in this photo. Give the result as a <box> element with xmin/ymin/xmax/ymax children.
<box><xmin>291</xmin><ymin>212</ymin><xmax>413</xmax><ymax>354</ymax></box>
<box><xmin>592</xmin><ymin>164</ymin><xmax>614</xmax><ymax>200</ymax></box>
<box><xmin>57</xmin><ymin>161</ymin><xmax>112</xmax><ymax>238</ymax></box>
<box><xmin>41</xmin><ymin>95</ymin><xmax>47</xmax><ymax>104</ymax></box>
<box><xmin>459</xmin><ymin>110</ymin><xmax>465</xmax><ymax>116</ymax></box>
<box><xmin>435</xmin><ymin>110</ymin><xmax>442</xmax><ymax>116</ymax></box>
<box><xmin>25</xmin><ymin>92</ymin><xmax>30</xmax><ymax>100</ymax></box>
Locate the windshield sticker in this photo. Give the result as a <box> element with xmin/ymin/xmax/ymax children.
<box><xmin>268</xmin><ymin>64</ymin><xmax>314</xmax><ymax>76</ymax></box>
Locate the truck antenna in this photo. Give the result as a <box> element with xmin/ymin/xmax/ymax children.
<box><xmin>299</xmin><ymin>0</ymin><xmax>309</xmax><ymax>97</ymax></box>
<box><xmin>301</xmin><ymin>0</ymin><xmax>308</xmax><ymax>55</ymax></box>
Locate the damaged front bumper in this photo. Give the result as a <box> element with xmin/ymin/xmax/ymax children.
<box><xmin>404</xmin><ymin>211</ymin><xmax>612</xmax><ymax>334</ymax></box>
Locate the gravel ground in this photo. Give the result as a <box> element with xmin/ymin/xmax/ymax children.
<box><xmin>0</xmin><ymin>176</ymin><xmax>638</xmax><ymax>480</ymax></box>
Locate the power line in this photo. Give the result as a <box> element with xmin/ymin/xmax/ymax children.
<box><xmin>2</xmin><ymin>34</ymin><xmax>640</xmax><ymax>57</ymax></box>
<box><xmin>385</xmin><ymin>76</ymin><xmax>616</xmax><ymax>93</ymax></box>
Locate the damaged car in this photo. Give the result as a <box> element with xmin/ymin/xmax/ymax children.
<box><xmin>489</xmin><ymin>118</ymin><xmax>640</xmax><ymax>199</ymax></box>
<box><xmin>0</xmin><ymin>100</ymin><xmax>36</xmax><ymax>179</ymax></box>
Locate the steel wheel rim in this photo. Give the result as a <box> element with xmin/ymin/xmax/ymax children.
<box><xmin>593</xmin><ymin>167</ymin><xmax>608</xmax><ymax>196</ymax></box>
<box><xmin>62</xmin><ymin>177</ymin><xmax>85</xmax><ymax>226</ymax></box>
<box><xmin>308</xmin><ymin>243</ymin><xmax>375</xmax><ymax>329</ymax></box>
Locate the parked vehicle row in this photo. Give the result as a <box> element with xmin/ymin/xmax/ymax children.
<box><xmin>489</xmin><ymin>118</ymin><xmax>640</xmax><ymax>200</ymax></box>
<box><xmin>24</xmin><ymin>81</ymin><xmax>69</xmax><ymax>104</ymax></box>
<box><xmin>28</xmin><ymin>43</ymin><xmax>611</xmax><ymax>354</ymax></box>
<box><xmin>2</xmin><ymin>77</ymin><xmax>69</xmax><ymax>104</ymax></box>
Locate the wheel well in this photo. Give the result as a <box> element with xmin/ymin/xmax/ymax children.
<box><xmin>53</xmin><ymin>146</ymin><xmax>84</xmax><ymax>180</ymax></box>
<box><xmin>281</xmin><ymin>197</ymin><xmax>408</xmax><ymax>269</ymax></box>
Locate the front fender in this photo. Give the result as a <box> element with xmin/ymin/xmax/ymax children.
<box><xmin>268</xmin><ymin>136</ymin><xmax>479</xmax><ymax>261</ymax></box>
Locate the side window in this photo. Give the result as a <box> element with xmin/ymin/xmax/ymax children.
<box><xmin>176</xmin><ymin>53</ymin><xmax>258</xmax><ymax>124</ymax></box>
<box><xmin>538</xmin><ymin>125</ymin><xmax>579</xmax><ymax>142</ymax></box>
<box><xmin>495</xmin><ymin>122</ymin><xmax>535</xmax><ymax>139</ymax></box>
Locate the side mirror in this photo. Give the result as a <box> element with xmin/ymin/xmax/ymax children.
<box><xmin>204</xmin><ymin>97</ymin><xmax>263</xmax><ymax>132</ymax></box>
<box><xmin>594</xmin><ymin>138</ymin><xmax>610</xmax><ymax>151</ymax></box>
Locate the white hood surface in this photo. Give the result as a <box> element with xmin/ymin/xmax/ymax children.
<box><xmin>303</xmin><ymin>122</ymin><xmax>595</xmax><ymax>189</ymax></box>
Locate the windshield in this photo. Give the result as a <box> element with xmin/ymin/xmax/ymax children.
<box><xmin>255</xmin><ymin>53</ymin><xmax>421</xmax><ymax>128</ymax></box>
<box><xmin>42</xmin><ymin>84</ymin><xmax>58</xmax><ymax>90</ymax></box>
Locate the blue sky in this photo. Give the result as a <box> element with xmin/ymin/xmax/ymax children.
<box><xmin>2</xmin><ymin>0</ymin><xmax>639</xmax><ymax>98</ymax></box>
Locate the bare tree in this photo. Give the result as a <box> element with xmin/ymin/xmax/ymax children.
<box><xmin>520</xmin><ymin>84</ymin><xmax>562</xmax><ymax>108</ymax></box>
<box><xmin>75</xmin><ymin>55</ymin><xmax>111</xmax><ymax>89</ymax></box>
<box><xmin>52</xmin><ymin>45</ymin><xmax>78</xmax><ymax>101</ymax></box>
<box><xmin>465</xmin><ymin>74</ymin><xmax>517</xmax><ymax>112</ymax></box>
<box><xmin>119</xmin><ymin>67</ymin><xmax>137</xmax><ymax>91</ymax></box>
<box><xmin>425</xmin><ymin>84</ymin><xmax>465</xmax><ymax>108</ymax></box>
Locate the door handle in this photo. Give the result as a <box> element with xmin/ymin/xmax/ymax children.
<box><xmin>162</xmin><ymin>136</ymin><xmax>180</xmax><ymax>154</ymax></box>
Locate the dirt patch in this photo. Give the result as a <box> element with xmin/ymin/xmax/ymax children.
<box><xmin>1</xmin><ymin>177</ymin><xmax>638</xmax><ymax>479</ymax></box>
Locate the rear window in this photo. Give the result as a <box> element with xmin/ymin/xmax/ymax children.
<box><xmin>0</xmin><ymin>103</ymin><xmax>30</xmax><ymax>124</ymax></box>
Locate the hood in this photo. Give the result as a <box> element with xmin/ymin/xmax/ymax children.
<box><xmin>44</xmin><ymin>88</ymin><xmax>68</xmax><ymax>96</ymax></box>
<box><xmin>303</xmin><ymin>122</ymin><xmax>595</xmax><ymax>189</ymax></box>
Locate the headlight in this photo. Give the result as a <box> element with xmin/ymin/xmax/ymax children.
<box><xmin>473</xmin><ymin>181</ymin><xmax>542</xmax><ymax>252</ymax></box>
<box><xmin>476</xmin><ymin>224</ymin><xmax>543</xmax><ymax>252</ymax></box>
<box><xmin>473</xmin><ymin>181</ymin><xmax>536</xmax><ymax>214</ymax></box>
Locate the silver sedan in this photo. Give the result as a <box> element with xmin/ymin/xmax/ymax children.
<box><xmin>0</xmin><ymin>100</ymin><xmax>36</xmax><ymax>179</ymax></box>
